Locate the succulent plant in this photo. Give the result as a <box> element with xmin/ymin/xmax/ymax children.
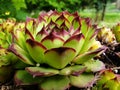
<box><xmin>97</xmin><ymin>23</ymin><xmax>120</xmax><ymax>68</ymax></box>
<box><xmin>97</xmin><ymin>27</ymin><xmax>117</xmax><ymax>46</ymax></box>
<box><xmin>0</xmin><ymin>18</ymin><xmax>23</xmax><ymax>83</ymax></box>
<box><xmin>112</xmin><ymin>23</ymin><xmax>120</xmax><ymax>43</ymax></box>
<box><xmin>93</xmin><ymin>69</ymin><xmax>120</xmax><ymax>90</ymax></box>
<box><xmin>8</xmin><ymin>11</ymin><xmax>106</xmax><ymax>89</ymax></box>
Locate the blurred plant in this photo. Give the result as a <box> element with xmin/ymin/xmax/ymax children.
<box><xmin>0</xmin><ymin>0</ymin><xmax>16</xmax><ymax>18</ymax></box>
<box><xmin>0</xmin><ymin>18</ymin><xmax>26</xmax><ymax>83</ymax></box>
<box><xmin>93</xmin><ymin>69</ymin><xmax>120</xmax><ymax>90</ymax></box>
<box><xmin>112</xmin><ymin>23</ymin><xmax>120</xmax><ymax>42</ymax></box>
<box><xmin>25</xmin><ymin>0</ymin><xmax>81</xmax><ymax>12</ymax></box>
<box><xmin>96</xmin><ymin>23</ymin><xmax>120</xmax><ymax>67</ymax></box>
<box><xmin>0</xmin><ymin>18</ymin><xmax>16</xmax><ymax>83</ymax></box>
<box><xmin>97</xmin><ymin>27</ymin><xmax>117</xmax><ymax>46</ymax></box>
<box><xmin>0</xmin><ymin>0</ymin><xmax>28</xmax><ymax>21</ymax></box>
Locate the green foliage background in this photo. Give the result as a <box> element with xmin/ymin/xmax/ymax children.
<box><xmin>0</xmin><ymin>0</ymin><xmax>118</xmax><ymax>21</ymax></box>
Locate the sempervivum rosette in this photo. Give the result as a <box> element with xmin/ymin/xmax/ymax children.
<box><xmin>9</xmin><ymin>11</ymin><xmax>106</xmax><ymax>90</ymax></box>
<box><xmin>97</xmin><ymin>27</ymin><xmax>117</xmax><ymax>46</ymax></box>
<box><xmin>0</xmin><ymin>18</ymin><xmax>21</xmax><ymax>83</ymax></box>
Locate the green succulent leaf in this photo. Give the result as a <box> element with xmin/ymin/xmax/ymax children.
<box><xmin>80</xmin><ymin>19</ymin><xmax>89</xmax><ymax>36</ymax></box>
<box><xmin>0</xmin><ymin>48</ymin><xmax>18</xmax><ymax>67</ymax></box>
<box><xmin>0</xmin><ymin>29</ymin><xmax>11</xmax><ymax>48</ymax></box>
<box><xmin>46</xmin><ymin>20</ymin><xmax>57</xmax><ymax>29</ymax></box>
<box><xmin>44</xmin><ymin>47</ymin><xmax>76</xmax><ymax>69</ymax></box>
<box><xmin>80</xmin><ymin>20</ymin><xmax>98</xmax><ymax>54</ymax></box>
<box><xmin>39</xmin><ymin>75</ymin><xmax>70</xmax><ymax>90</ymax></box>
<box><xmin>0</xmin><ymin>32</ymin><xmax>5</xmax><ymax>40</ymax></box>
<box><xmin>36</xmin><ymin>27</ymin><xmax>48</xmax><ymax>42</ymax></box>
<box><xmin>63</xmin><ymin>33</ymin><xmax>84</xmax><ymax>55</ymax></box>
<box><xmin>72</xmin><ymin>16</ymin><xmax>81</xmax><ymax>30</ymax></box>
<box><xmin>103</xmin><ymin>79</ymin><xmax>120</xmax><ymax>90</ymax></box>
<box><xmin>8</xmin><ymin>44</ymin><xmax>35</xmax><ymax>65</ymax></box>
<box><xmin>59</xmin><ymin>65</ymin><xmax>86</xmax><ymax>76</ymax></box>
<box><xmin>66</xmin><ymin>12</ymin><xmax>78</xmax><ymax>23</ymax></box>
<box><xmin>96</xmin><ymin>70</ymin><xmax>120</xmax><ymax>90</ymax></box>
<box><xmin>13</xmin><ymin>60</ymin><xmax>30</xmax><ymax>69</ymax></box>
<box><xmin>112</xmin><ymin>23</ymin><xmax>120</xmax><ymax>42</ymax></box>
<box><xmin>83</xmin><ymin>59</ymin><xmax>105</xmax><ymax>72</ymax></box>
<box><xmin>14</xmin><ymin>70</ymin><xmax>43</xmax><ymax>86</ymax></box>
<box><xmin>36</xmin><ymin>16</ymin><xmax>46</xmax><ymax>34</ymax></box>
<box><xmin>48</xmin><ymin>10</ymin><xmax>60</xmax><ymax>22</ymax></box>
<box><xmin>26</xmin><ymin>67</ymin><xmax>59</xmax><ymax>77</ymax></box>
<box><xmin>13</xmin><ymin>29</ymin><xmax>27</xmax><ymax>50</ymax></box>
<box><xmin>73</xmin><ymin>47</ymin><xmax>106</xmax><ymax>64</ymax></box>
<box><xmin>0</xmin><ymin>55</ymin><xmax>10</xmax><ymax>67</ymax></box>
<box><xmin>41</xmin><ymin>33</ymin><xmax>64</xmax><ymax>49</ymax></box>
<box><xmin>26</xmin><ymin>39</ymin><xmax>46</xmax><ymax>63</ymax></box>
<box><xmin>96</xmin><ymin>70</ymin><xmax>116</xmax><ymax>89</ymax></box>
<box><xmin>25</xmin><ymin>29</ymin><xmax>35</xmax><ymax>40</ymax></box>
<box><xmin>55</xmin><ymin>14</ymin><xmax>69</xmax><ymax>26</ymax></box>
<box><xmin>26</xmin><ymin>18</ymin><xmax>34</xmax><ymax>34</ymax></box>
<box><xmin>70</xmin><ymin>73</ymin><xmax>95</xmax><ymax>88</ymax></box>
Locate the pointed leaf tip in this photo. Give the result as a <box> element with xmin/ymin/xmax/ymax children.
<box><xmin>41</xmin><ymin>32</ymin><xmax>64</xmax><ymax>49</ymax></box>
<box><xmin>8</xmin><ymin>44</ymin><xmax>35</xmax><ymax>65</ymax></box>
<box><xmin>26</xmin><ymin>39</ymin><xmax>46</xmax><ymax>50</ymax></box>
<box><xmin>70</xmin><ymin>73</ymin><xmax>95</xmax><ymax>88</ymax></box>
<box><xmin>44</xmin><ymin>47</ymin><xmax>76</xmax><ymax>55</ymax></box>
<box><xmin>73</xmin><ymin>46</ymin><xmax>107</xmax><ymax>64</ymax></box>
<box><xmin>26</xmin><ymin>39</ymin><xmax>46</xmax><ymax>63</ymax></box>
<box><xmin>26</xmin><ymin>67</ymin><xmax>59</xmax><ymax>77</ymax></box>
<box><xmin>44</xmin><ymin>47</ymin><xmax>76</xmax><ymax>69</ymax></box>
<box><xmin>14</xmin><ymin>70</ymin><xmax>43</xmax><ymax>86</ymax></box>
<box><xmin>64</xmin><ymin>33</ymin><xmax>84</xmax><ymax>54</ymax></box>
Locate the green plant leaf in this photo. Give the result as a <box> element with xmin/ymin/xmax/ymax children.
<box><xmin>8</xmin><ymin>44</ymin><xmax>35</xmax><ymax>65</ymax></box>
<box><xmin>44</xmin><ymin>47</ymin><xmax>76</xmax><ymax>69</ymax></box>
<box><xmin>14</xmin><ymin>70</ymin><xmax>43</xmax><ymax>85</ymax></box>
<box><xmin>26</xmin><ymin>67</ymin><xmax>59</xmax><ymax>77</ymax></box>
<box><xmin>12</xmin><ymin>0</ymin><xmax>26</xmax><ymax>10</ymax></box>
<box><xmin>83</xmin><ymin>59</ymin><xmax>105</xmax><ymax>72</ymax></box>
<box><xmin>41</xmin><ymin>33</ymin><xmax>64</xmax><ymax>49</ymax></box>
<box><xmin>73</xmin><ymin>47</ymin><xmax>106</xmax><ymax>64</ymax></box>
<box><xmin>64</xmin><ymin>33</ymin><xmax>84</xmax><ymax>55</ymax></box>
<box><xmin>97</xmin><ymin>70</ymin><xmax>116</xmax><ymax>88</ymax></box>
<box><xmin>39</xmin><ymin>75</ymin><xmax>70</xmax><ymax>90</ymax></box>
<box><xmin>13</xmin><ymin>29</ymin><xmax>27</xmax><ymax>50</ymax></box>
<box><xmin>103</xmin><ymin>79</ymin><xmax>120</xmax><ymax>90</ymax></box>
<box><xmin>26</xmin><ymin>39</ymin><xmax>46</xmax><ymax>63</ymax></box>
<box><xmin>59</xmin><ymin>65</ymin><xmax>86</xmax><ymax>76</ymax></box>
<box><xmin>70</xmin><ymin>73</ymin><xmax>95</xmax><ymax>88</ymax></box>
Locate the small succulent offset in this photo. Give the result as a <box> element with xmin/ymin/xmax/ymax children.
<box><xmin>93</xmin><ymin>69</ymin><xmax>120</xmax><ymax>90</ymax></box>
<box><xmin>97</xmin><ymin>27</ymin><xmax>117</xmax><ymax>46</ymax></box>
<box><xmin>9</xmin><ymin>11</ymin><xmax>106</xmax><ymax>89</ymax></box>
<box><xmin>112</xmin><ymin>23</ymin><xmax>120</xmax><ymax>43</ymax></box>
